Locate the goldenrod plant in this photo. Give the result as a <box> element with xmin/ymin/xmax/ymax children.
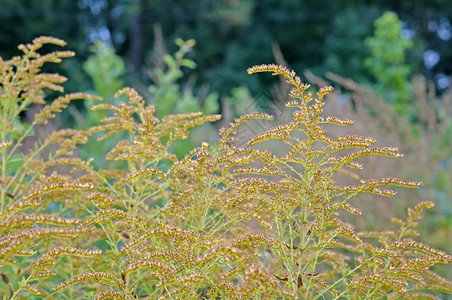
<box><xmin>0</xmin><ymin>38</ymin><xmax>451</xmax><ymax>299</ymax></box>
<box><xmin>0</xmin><ymin>37</ymin><xmax>102</xmax><ymax>299</ymax></box>
<box><xmin>311</xmin><ymin>70</ymin><xmax>452</xmax><ymax>286</ymax></box>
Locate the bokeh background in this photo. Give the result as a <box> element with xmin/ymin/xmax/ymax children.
<box><xmin>1</xmin><ymin>0</ymin><xmax>451</xmax><ymax>286</ymax></box>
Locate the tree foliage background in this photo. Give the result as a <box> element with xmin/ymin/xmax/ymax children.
<box><xmin>1</xmin><ymin>0</ymin><xmax>451</xmax><ymax>96</ymax></box>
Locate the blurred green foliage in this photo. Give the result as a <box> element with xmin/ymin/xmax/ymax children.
<box><xmin>364</xmin><ymin>12</ymin><xmax>414</xmax><ymax>113</ymax></box>
<box><xmin>146</xmin><ymin>38</ymin><xmax>220</xmax><ymax>158</ymax></box>
<box><xmin>67</xmin><ymin>42</ymin><xmax>128</xmax><ymax>169</ymax></box>
<box><xmin>2</xmin><ymin>0</ymin><xmax>449</xmax><ymax>99</ymax></box>
<box><xmin>78</xmin><ymin>38</ymin><xmax>220</xmax><ymax>167</ymax></box>
<box><xmin>324</xmin><ymin>8</ymin><xmax>377</xmax><ymax>79</ymax></box>
<box><xmin>84</xmin><ymin>41</ymin><xmax>126</xmax><ymax>101</ymax></box>
<box><xmin>148</xmin><ymin>38</ymin><xmax>218</xmax><ymax>118</ymax></box>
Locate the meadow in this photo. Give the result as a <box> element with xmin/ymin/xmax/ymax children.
<box><xmin>0</xmin><ymin>37</ymin><xmax>451</xmax><ymax>299</ymax></box>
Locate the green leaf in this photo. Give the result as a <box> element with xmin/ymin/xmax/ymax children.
<box><xmin>180</xmin><ymin>58</ymin><xmax>196</xmax><ymax>69</ymax></box>
<box><xmin>163</xmin><ymin>54</ymin><xmax>175</xmax><ymax>68</ymax></box>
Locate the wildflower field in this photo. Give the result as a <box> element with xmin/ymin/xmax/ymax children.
<box><xmin>0</xmin><ymin>37</ymin><xmax>451</xmax><ymax>299</ymax></box>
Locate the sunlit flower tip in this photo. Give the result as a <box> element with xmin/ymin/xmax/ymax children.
<box><xmin>392</xmin><ymin>241</ymin><xmax>448</xmax><ymax>257</ymax></box>
<box><xmin>247</xmin><ymin>64</ymin><xmax>293</xmax><ymax>78</ymax></box>
<box><xmin>316</xmin><ymin>86</ymin><xmax>334</xmax><ymax>98</ymax></box>
<box><xmin>247</xmin><ymin>64</ymin><xmax>267</xmax><ymax>74</ymax></box>
<box><xmin>341</xmin><ymin>203</ymin><xmax>362</xmax><ymax>215</ymax></box>
<box><xmin>122</xmin><ymin>167</ymin><xmax>166</xmax><ymax>182</ymax></box>
<box><xmin>303</xmin><ymin>92</ymin><xmax>313</xmax><ymax>101</ymax></box>
<box><xmin>346</xmin><ymin>161</ymin><xmax>363</xmax><ymax>169</ymax></box>
<box><xmin>415</xmin><ymin>201</ymin><xmax>434</xmax><ymax>211</ymax></box>
<box><xmin>80</xmin><ymin>208</ymin><xmax>129</xmax><ymax>227</ymax></box>
<box><xmin>32</xmin><ymin>36</ymin><xmax>67</xmax><ymax>48</ymax></box>
<box><xmin>331</xmin><ymin>141</ymin><xmax>372</xmax><ymax>151</ymax></box>
<box><xmin>177</xmin><ymin>272</ymin><xmax>205</xmax><ymax>285</ymax></box>
<box><xmin>22</xmin><ymin>283</ymin><xmax>45</xmax><ymax>296</ymax></box>
<box><xmin>237</xmin><ymin>112</ymin><xmax>274</xmax><ymax>124</ymax></box>
<box><xmin>22</xmin><ymin>182</ymin><xmax>93</xmax><ymax>201</ymax></box>
<box><xmin>53</xmin><ymin>272</ymin><xmax>124</xmax><ymax>292</ymax></box>
<box><xmin>285</xmin><ymin>100</ymin><xmax>299</xmax><ymax>107</ymax></box>
<box><xmin>326</xmin><ymin>116</ymin><xmax>355</xmax><ymax>126</ymax></box>
<box><xmin>93</xmin><ymin>291</ymin><xmax>133</xmax><ymax>300</ymax></box>
<box><xmin>6</xmin><ymin>214</ymin><xmax>81</xmax><ymax>227</ymax></box>
<box><xmin>30</xmin><ymin>271</ymin><xmax>57</xmax><ymax>280</ymax></box>
<box><xmin>0</xmin><ymin>141</ymin><xmax>12</xmax><ymax>150</ymax></box>
<box><xmin>406</xmin><ymin>292</ymin><xmax>444</xmax><ymax>300</ymax></box>
<box><xmin>367</xmin><ymin>187</ymin><xmax>397</xmax><ymax>196</ymax></box>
